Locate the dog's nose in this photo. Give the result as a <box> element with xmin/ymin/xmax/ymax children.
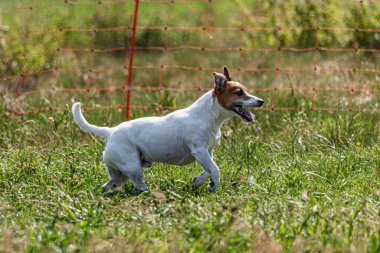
<box><xmin>257</xmin><ymin>99</ymin><xmax>264</xmax><ymax>107</ymax></box>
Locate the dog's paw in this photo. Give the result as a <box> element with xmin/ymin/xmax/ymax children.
<box><xmin>192</xmin><ymin>174</ymin><xmax>209</xmax><ymax>188</ymax></box>
<box><xmin>102</xmin><ymin>183</ymin><xmax>111</xmax><ymax>192</ymax></box>
<box><xmin>102</xmin><ymin>181</ymin><xmax>121</xmax><ymax>192</ymax></box>
<box><xmin>207</xmin><ymin>184</ymin><xmax>217</xmax><ymax>193</ymax></box>
<box><xmin>207</xmin><ymin>180</ymin><xmax>218</xmax><ymax>193</ymax></box>
<box><xmin>192</xmin><ymin>177</ymin><xmax>202</xmax><ymax>188</ymax></box>
<box><xmin>135</xmin><ymin>182</ymin><xmax>150</xmax><ymax>193</ymax></box>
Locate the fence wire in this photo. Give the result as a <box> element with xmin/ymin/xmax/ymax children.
<box><xmin>0</xmin><ymin>0</ymin><xmax>379</xmax><ymax>118</ymax></box>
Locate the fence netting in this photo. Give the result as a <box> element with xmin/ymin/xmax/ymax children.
<box><xmin>1</xmin><ymin>0</ymin><xmax>379</xmax><ymax>119</ymax></box>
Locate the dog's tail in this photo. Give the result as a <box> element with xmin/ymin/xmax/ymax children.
<box><xmin>72</xmin><ymin>102</ymin><xmax>111</xmax><ymax>138</ymax></box>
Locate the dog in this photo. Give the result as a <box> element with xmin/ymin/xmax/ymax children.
<box><xmin>72</xmin><ymin>67</ymin><xmax>264</xmax><ymax>193</ymax></box>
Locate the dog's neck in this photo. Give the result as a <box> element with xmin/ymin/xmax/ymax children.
<box><xmin>189</xmin><ymin>90</ymin><xmax>233</xmax><ymax>127</ymax></box>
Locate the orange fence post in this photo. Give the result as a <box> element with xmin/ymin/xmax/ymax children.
<box><xmin>125</xmin><ymin>0</ymin><xmax>140</xmax><ymax>121</ymax></box>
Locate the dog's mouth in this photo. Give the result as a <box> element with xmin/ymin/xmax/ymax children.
<box><xmin>230</xmin><ymin>104</ymin><xmax>255</xmax><ymax>122</ymax></box>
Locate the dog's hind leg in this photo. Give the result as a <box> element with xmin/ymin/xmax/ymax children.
<box><xmin>121</xmin><ymin>164</ymin><xmax>149</xmax><ymax>192</ymax></box>
<box><xmin>102</xmin><ymin>165</ymin><xmax>129</xmax><ymax>192</ymax></box>
<box><xmin>192</xmin><ymin>171</ymin><xmax>210</xmax><ymax>188</ymax></box>
<box><xmin>117</xmin><ymin>154</ymin><xmax>149</xmax><ymax>192</ymax></box>
<box><xmin>104</xmin><ymin>142</ymin><xmax>149</xmax><ymax>192</ymax></box>
<box><xmin>130</xmin><ymin>171</ymin><xmax>149</xmax><ymax>192</ymax></box>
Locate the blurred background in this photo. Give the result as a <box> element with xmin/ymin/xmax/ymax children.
<box><xmin>0</xmin><ymin>0</ymin><xmax>379</xmax><ymax>119</ymax></box>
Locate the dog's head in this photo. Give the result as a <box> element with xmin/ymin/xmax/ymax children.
<box><xmin>213</xmin><ymin>67</ymin><xmax>264</xmax><ymax>122</ymax></box>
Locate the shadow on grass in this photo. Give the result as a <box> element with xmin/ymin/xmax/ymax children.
<box><xmin>101</xmin><ymin>181</ymin><xmax>214</xmax><ymax>200</ymax></box>
<box><xmin>101</xmin><ymin>183</ymin><xmax>143</xmax><ymax>198</ymax></box>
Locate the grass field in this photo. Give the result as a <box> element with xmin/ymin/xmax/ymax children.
<box><xmin>1</xmin><ymin>1</ymin><xmax>380</xmax><ymax>252</ymax></box>
<box><xmin>1</xmin><ymin>109</ymin><xmax>380</xmax><ymax>252</ymax></box>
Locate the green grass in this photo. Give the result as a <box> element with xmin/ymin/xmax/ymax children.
<box><xmin>1</xmin><ymin>109</ymin><xmax>380</xmax><ymax>252</ymax></box>
<box><xmin>1</xmin><ymin>1</ymin><xmax>380</xmax><ymax>252</ymax></box>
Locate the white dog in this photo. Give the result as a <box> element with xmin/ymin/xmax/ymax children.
<box><xmin>72</xmin><ymin>67</ymin><xmax>264</xmax><ymax>193</ymax></box>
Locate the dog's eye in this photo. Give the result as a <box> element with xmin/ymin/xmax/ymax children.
<box><xmin>235</xmin><ymin>89</ymin><xmax>244</xmax><ymax>96</ymax></box>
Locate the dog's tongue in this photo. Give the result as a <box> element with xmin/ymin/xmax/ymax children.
<box><xmin>241</xmin><ymin>108</ymin><xmax>255</xmax><ymax>122</ymax></box>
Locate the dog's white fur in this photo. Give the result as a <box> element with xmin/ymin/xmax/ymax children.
<box><xmin>72</xmin><ymin>68</ymin><xmax>263</xmax><ymax>192</ymax></box>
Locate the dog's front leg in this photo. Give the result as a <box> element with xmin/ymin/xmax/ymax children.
<box><xmin>191</xmin><ymin>148</ymin><xmax>220</xmax><ymax>192</ymax></box>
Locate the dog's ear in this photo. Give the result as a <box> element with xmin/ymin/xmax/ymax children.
<box><xmin>213</xmin><ymin>72</ymin><xmax>227</xmax><ymax>90</ymax></box>
<box><xmin>223</xmin><ymin>66</ymin><xmax>231</xmax><ymax>81</ymax></box>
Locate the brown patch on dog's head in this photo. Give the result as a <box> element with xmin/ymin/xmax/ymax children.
<box><xmin>212</xmin><ymin>67</ymin><xmax>264</xmax><ymax>122</ymax></box>
<box><xmin>212</xmin><ymin>67</ymin><xmax>251</xmax><ymax>109</ymax></box>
